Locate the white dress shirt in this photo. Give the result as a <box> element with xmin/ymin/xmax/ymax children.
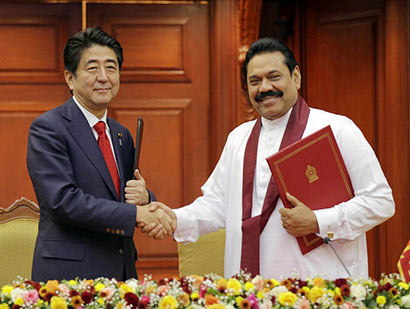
<box><xmin>173</xmin><ymin>107</ymin><xmax>395</xmax><ymax>279</ymax></box>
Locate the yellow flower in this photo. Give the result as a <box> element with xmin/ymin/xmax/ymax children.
<box><xmin>0</xmin><ymin>304</ymin><xmax>9</xmax><ymax>309</ymax></box>
<box><xmin>14</xmin><ymin>298</ymin><xmax>24</xmax><ymax>306</ymax></box>
<box><xmin>207</xmin><ymin>304</ymin><xmax>225</xmax><ymax>309</ymax></box>
<box><xmin>335</xmin><ymin>287</ymin><xmax>341</xmax><ymax>296</ymax></box>
<box><xmin>278</xmin><ymin>292</ymin><xmax>298</xmax><ymax>306</ymax></box>
<box><xmin>257</xmin><ymin>291</ymin><xmax>264</xmax><ymax>299</ymax></box>
<box><xmin>97</xmin><ymin>297</ymin><xmax>105</xmax><ymax>305</ymax></box>
<box><xmin>227</xmin><ymin>278</ymin><xmax>242</xmax><ymax>295</ymax></box>
<box><xmin>68</xmin><ymin>280</ymin><xmax>77</xmax><ymax>286</ymax></box>
<box><xmin>71</xmin><ymin>295</ymin><xmax>82</xmax><ymax>308</ymax></box>
<box><xmin>399</xmin><ymin>282</ymin><xmax>409</xmax><ymax>290</ymax></box>
<box><xmin>191</xmin><ymin>292</ymin><xmax>199</xmax><ymax>300</ymax></box>
<box><xmin>1</xmin><ymin>286</ymin><xmax>13</xmax><ymax>297</ymax></box>
<box><xmin>119</xmin><ymin>283</ymin><xmax>133</xmax><ymax>297</ymax></box>
<box><xmin>159</xmin><ymin>295</ymin><xmax>178</xmax><ymax>309</ymax></box>
<box><xmin>376</xmin><ymin>295</ymin><xmax>386</xmax><ymax>305</ymax></box>
<box><xmin>95</xmin><ymin>283</ymin><xmax>105</xmax><ymax>292</ymax></box>
<box><xmin>178</xmin><ymin>293</ymin><xmax>190</xmax><ymax>306</ymax></box>
<box><xmin>309</xmin><ymin>286</ymin><xmax>324</xmax><ymax>303</ymax></box>
<box><xmin>46</xmin><ymin>280</ymin><xmax>60</xmax><ymax>294</ymax></box>
<box><xmin>39</xmin><ymin>286</ymin><xmax>49</xmax><ymax>298</ymax></box>
<box><xmin>216</xmin><ymin>278</ymin><xmax>227</xmax><ymax>291</ymax></box>
<box><xmin>271</xmin><ymin>279</ymin><xmax>280</xmax><ymax>287</ymax></box>
<box><xmin>313</xmin><ymin>277</ymin><xmax>325</xmax><ymax>288</ymax></box>
<box><xmin>244</xmin><ymin>282</ymin><xmax>255</xmax><ymax>291</ymax></box>
<box><xmin>145</xmin><ymin>285</ymin><xmax>155</xmax><ymax>294</ymax></box>
<box><xmin>50</xmin><ymin>296</ymin><xmax>68</xmax><ymax>309</ymax></box>
<box><xmin>235</xmin><ymin>296</ymin><xmax>244</xmax><ymax>307</ymax></box>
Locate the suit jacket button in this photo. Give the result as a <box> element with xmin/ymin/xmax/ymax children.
<box><xmin>119</xmin><ymin>249</ymin><xmax>124</xmax><ymax>255</ymax></box>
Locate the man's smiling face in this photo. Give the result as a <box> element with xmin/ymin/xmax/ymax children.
<box><xmin>64</xmin><ymin>44</ymin><xmax>120</xmax><ymax>118</ymax></box>
<box><xmin>247</xmin><ymin>51</ymin><xmax>301</xmax><ymax>120</ymax></box>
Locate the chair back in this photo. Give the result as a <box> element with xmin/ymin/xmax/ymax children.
<box><xmin>0</xmin><ymin>198</ymin><xmax>39</xmax><ymax>286</ymax></box>
<box><xmin>178</xmin><ymin>229</ymin><xmax>225</xmax><ymax>277</ymax></box>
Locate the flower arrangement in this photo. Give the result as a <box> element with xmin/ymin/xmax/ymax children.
<box><xmin>1</xmin><ymin>272</ymin><xmax>409</xmax><ymax>309</ymax></box>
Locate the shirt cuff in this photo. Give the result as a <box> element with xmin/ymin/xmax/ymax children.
<box><xmin>173</xmin><ymin>208</ymin><xmax>194</xmax><ymax>242</ymax></box>
<box><xmin>314</xmin><ymin>207</ymin><xmax>340</xmax><ymax>240</ymax></box>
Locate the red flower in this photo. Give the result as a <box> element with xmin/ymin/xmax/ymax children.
<box><xmin>158</xmin><ymin>278</ymin><xmax>168</xmax><ymax>286</ymax></box>
<box><xmin>70</xmin><ymin>290</ymin><xmax>79</xmax><ymax>297</ymax></box>
<box><xmin>341</xmin><ymin>285</ymin><xmax>351</xmax><ymax>297</ymax></box>
<box><xmin>124</xmin><ymin>292</ymin><xmax>139</xmax><ymax>308</ymax></box>
<box><xmin>290</xmin><ymin>286</ymin><xmax>298</xmax><ymax>294</ymax></box>
<box><xmin>335</xmin><ymin>279</ymin><xmax>347</xmax><ymax>288</ymax></box>
<box><xmin>24</xmin><ymin>280</ymin><xmax>41</xmax><ymax>291</ymax></box>
<box><xmin>11</xmin><ymin>305</ymin><xmax>21</xmax><ymax>309</ymax></box>
<box><xmin>297</xmin><ymin>280</ymin><xmax>308</xmax><ymax>288</ymax></box>
<box><xmin>81</xmin><ymin>291</ymin><xmax>93</xmax><ymax>304</ymax></box>
<box><xmin>271</xmin><ymin>295</ymin><xmax>276</xmax><ymax>304</ymax></box>
<box><xmin>44</xmin><ymin>292</ymin><xmax>54</xmax><ymax>302</ymax></box>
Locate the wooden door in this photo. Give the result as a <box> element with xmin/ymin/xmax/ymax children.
<box><xmin>302</xmin><ymin>0</ymin><xmax>410</xmax><ymax>277</ymax></box>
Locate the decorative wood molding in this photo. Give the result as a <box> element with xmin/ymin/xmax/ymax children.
<box><xmin>0</xmin><ymin>197</ymin><xmax>40</xmax><ymax>223</ymax></box>
<box><xmin>238</xmin><ymin>0</ymin><xmax>262</xmax><ymax>123</ymax></box>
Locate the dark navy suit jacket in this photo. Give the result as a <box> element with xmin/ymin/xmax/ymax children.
<box><xmin>27</xmin><ymin>98</ymin><xmax>152</xmax><ymax>281</ymax></box>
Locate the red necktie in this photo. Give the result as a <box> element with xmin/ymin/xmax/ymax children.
<box><xmin>94</xmin><ymin>121</ymin><xmax>120</xmax><ymax>198</ymax></box>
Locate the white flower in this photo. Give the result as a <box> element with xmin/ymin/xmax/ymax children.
<box><xmin>10</xmin><ymin>287</ymin><xmax>24</xmax><ymax>302</ymax></box>
<box><xmin>271</xmin><ymin>286</ymin><xmax>288</xmax><ymax>297</ymax></box>
<box><xmin>259</xmin><ymin>301</ymin><xmax>273</xmax><ymax>309</ymax></box>
<box><xmin>402</xmin><ymin>295</ymin><xmax>410</xmax><ymax>308</ymax></box>
<box><xmin>350</xmin><ymin>284</ymin><xmax>367</xmax><ymax>300</ymax></box>
<box><xmin>388</xmin><ymin>305</ymin><xmax>400</xmax><ymax>309</ymax></box>
<box><xmin>125</xmin><ymin>279</ymin><xmax>139</xmax><ymax>292</ymax></box>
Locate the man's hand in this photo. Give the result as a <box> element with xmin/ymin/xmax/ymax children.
<box><xmin>279</xmin><ymin>192</ymin><xmax>319</xmax><ymax>237</ymax></box>
<box><xmin>138</xmin><ymin>202</ymin><xmax>177</xmax><ymax>239</ymax></box>
<box><xmin>125</xmin><ymin>169</ymin><xmax>149</xmax><ymax>205</ymax></box>
<box><xmin>136</xmin><ymin>203</ymin><xmax>174</xmax><ymax>240</ymax></box>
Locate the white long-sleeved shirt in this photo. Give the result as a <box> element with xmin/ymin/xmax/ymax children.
<box><xmin>174</xmin><ymin>107</ymin><xmax>395</xmax><ymax>279</ymax></box>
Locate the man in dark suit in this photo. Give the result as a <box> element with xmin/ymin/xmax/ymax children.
<box><xmin>27</xmin><ymin>27</ymin><xmax>172</xmax><ymax>282</ymax></box>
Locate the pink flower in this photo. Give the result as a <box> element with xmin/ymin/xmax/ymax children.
<box><xmin>58</xmin><ymin>284</ymin><xmax>70</xmax><ymax>298</ymax></box>
<box><xmin>247</xmin><ymin>294</ymin><xmax>259</xmax><ymax>309</ymax></box>
<box><xmin>157</xmin><ymin>285</ymin><xmax>169</xmax><ymax>296</ymax></box>
<box><xmin>341</xmin><ymin>301</ymin><xmax>354</xmax><ymax>309</ymax></box>
<box><xmin>199</xmin><ymin>284</ymin><xmax>207</xmax><ymax>298</ymax></box>
<box><xmin>140</xmin><ymin>295</ymin><xmax>150</xmax><ymax>305</ymax></box>
<box><xmin>23</xmin><ymin>289</ymin><xmax>39</xmax><ymax>304</ymax></box>
<box><xmin>297</xmin><ymin>299</ymin><xmax>310</xmax><ymax>309</ymax></box>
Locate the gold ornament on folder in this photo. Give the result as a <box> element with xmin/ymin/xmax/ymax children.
<box><xmin>306</xmin><ymin>165</ymin><xmax>319</xmax><ymax>183</ymax></box>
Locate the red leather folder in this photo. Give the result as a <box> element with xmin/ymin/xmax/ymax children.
<box><xmin>266</xmin><ymin>125</ymin><xmax>354</xmax><ymax>255</ymax></box>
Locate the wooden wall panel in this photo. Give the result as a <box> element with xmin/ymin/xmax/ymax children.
<box><xmin>302</xmin><ymin>0</ymin><xmax>409</xmax><ymax>277</ymax></box>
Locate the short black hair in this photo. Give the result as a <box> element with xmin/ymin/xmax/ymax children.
<box><xmin>242</xmin><ymin>37</ymin><xmax>298</xmax><ymax>79</ymax></box>
<box><xmin>63</xmin><ymin>27</ymin><xmax>123</xmax><ymax>75</ymax></box>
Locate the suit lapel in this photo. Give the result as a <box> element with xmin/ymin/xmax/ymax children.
<box><xmin>61</xmin><ymin>98</ymin><xmax>119</xmax><ymax>200</ymax></box>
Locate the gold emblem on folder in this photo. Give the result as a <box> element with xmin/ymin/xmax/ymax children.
<box><xmin>306</xmin><ymin>165</ymin><xmax>319</xmax><ymax>183</ymax></box>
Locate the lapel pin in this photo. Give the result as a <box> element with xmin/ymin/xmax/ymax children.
<box><xmin>117</xmin><ymin>133</ymin><xmax>123</xmax><ymax>146</ymax></box>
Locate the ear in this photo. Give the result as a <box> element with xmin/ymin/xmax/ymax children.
<box><xmin>64</xmin><ymin>70</ymin><xmax>75</xmax><ymax>91</ymax></box>
<box><xmin>292</xmin><ymin>65</ymin><xmax>301</xmax><ymax>90</ymax></box>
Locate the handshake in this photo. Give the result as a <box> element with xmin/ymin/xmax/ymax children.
<box><xmin>135</xmin><ymin>202</ymin><xmax>177</xmax><ymax>240</ymax></box>
<box><xmin>125</xmin><ymin>170</ymin><xmax>177</xmax><ymax>240</ymax></box>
